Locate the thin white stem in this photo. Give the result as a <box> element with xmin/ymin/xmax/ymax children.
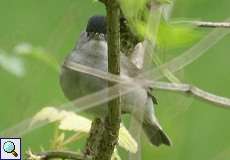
<box><xmin>64</xmin><ymin>61</ymin><xmax>230</xmax><ymax>108</ymax></box>
<box><xmin>148</xmin><ymin>81</ymin><xmax>230</xmax><ymax>108</ymax></box>
<box><xmin>171</xmin><ymin>20</ymin><xmax>230</xmax><ymax>28</ymax></box>
<box><xmin>2</xmin><ymin>17</ymin><xmax>230</xmax><ymax>138</ymax></box>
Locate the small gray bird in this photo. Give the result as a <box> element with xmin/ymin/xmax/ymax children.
<box><xmin>60</xmin><ymin>16</ymin><xmax>171</xmax><ymax>146</ymax></box>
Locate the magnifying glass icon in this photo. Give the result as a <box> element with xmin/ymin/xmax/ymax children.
<box><xmin>3</xmin><ymin>141</ymin><xmax>18</xmax><ymax>157</ymax></box>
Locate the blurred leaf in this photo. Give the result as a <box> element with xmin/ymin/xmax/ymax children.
<box><xmin>0</xmin><ymin>49</ymin><xmax>25</xmax><ymax>77</ymax></box>
<box><xmin>152</xmin><ymin>53</ymin><xmax>181</xmax><ymax>83</ymax></box>
<box><xmin>31</xmin><ymin>106</ymin><xmax>66</xmax><ymax>125</ymax></box>
<box><xmin>119</xmin><ymin>0</ymin><xmax>149</xmax><ymax>19</ymax></box>
<box><xmin>157</xmin><ymin>22</ymin><xmax>202</xmax><ymax>48</ymax></box>
<box><xmin>120</xmin><ymin>0</ymin><xmax>202</xmax><ymax>50</ymax></box>
<box><xmin>119</xmin><ymin>0</ymin><xmax>151</xmax><ymax>40</ymax></box>
<box><xmin>58</xmin><ymin>111</ymin><xmax>138</xmax><ymax>153</ymax></box>
<box><xmin>62</xmin><ymin>132</ymin><xmax>84</xmax><ymax>146</ymax></box>
<box><xmin>14</xmin><ymin>42</ymin><xmax>59</xmax><ymax>72</ymax></box>
<box><xmin>51</xmin><ymin>132</ymin><xmax>66</xmax><ymax>150</ymax></box>
<box><xmin>118</xmin><ymin>123</ymin><xmax>138</xmax><ymax>153</ymax></box>
<box><xmin>58</xmin><ymin>110</ymin><xmax>91</xmax><ymax>133</ymax></box>
<box><xmin>32</xmin><ymin>107</ymin><xmax>138</xmax><ymax>153</ymax></box>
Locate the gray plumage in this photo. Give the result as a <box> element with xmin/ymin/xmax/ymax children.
<box><xmin>60</xmin><ymin>15</ymin><xmax>171</xmax><ymax>146</ymax></box>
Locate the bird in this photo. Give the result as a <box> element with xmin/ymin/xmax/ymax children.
<box><xmin>60</xmin><ymin>15</ymin><xmax>171</xmax><ymax>147</ymax></box>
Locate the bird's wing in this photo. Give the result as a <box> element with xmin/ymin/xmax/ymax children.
<box><xmin>120</xmin><ymin>53</ymin><xmax>141</xmax><ymax>78</ymax></box>
<box><xmin>121</xmin><ymin>42</ymin><xmax>158</xmax><ymax>104</ymax></box>
<box><xmin>129</xmin><ymin>42</ymin><xmax>146</xmax><ymax>70</ymax></box>
<box><xmin>120</xmin><ymin>42</ymin><xmax>146</xmax><ymax>78</ymax></box>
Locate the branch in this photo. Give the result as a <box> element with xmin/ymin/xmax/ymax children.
<box><xmin>64</xmin><ymin>62</ymin><xmax>230</xmax><ymax>108</ymax></box>
<box><xmin>94</xmin><ymin>0</ymin><xmax>121</xmax><ymax>159</ymax></box>
<box><xmin>84</xmin><ymin>118</ymin><xmax>104</xmax><ymax>158</ymax></box>
<box><xmin>84</xmin><ymin>0</ymin><xmax>121</xmax><ymax>160</ymax></box>
<box><xmin>148</xmin><ymin>81</ymin><xmax>230</xmax><ymax>108</ymax></box>
<box><xmin>171</xmin><ymin>20</ymin><xmax>230</xmax><ymax>28</ymax></box>
<box><xmin>25</xmin><ymin>150</ymin><xmax>85</xmax><ymax>160</ymax></box>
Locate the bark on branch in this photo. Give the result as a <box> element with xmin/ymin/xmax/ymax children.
<box><xmin>84</xmin><ymin>0</ymin><xmax>121</xmax><ymax>160</ymax></box>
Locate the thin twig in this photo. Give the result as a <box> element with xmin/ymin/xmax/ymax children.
<box><xmin>2</xmin><ymin>16</ymin><xmax>230</xmax><ymax>139</ymax></box>
<box><xmin>84</xmin><ymin>0</ymin><xmax>121</xmax><ymax>160</ymax></box>
<box><xmin>25</xmin><ymin>150</ymin><xmax>85</xmax><ymax>160</ymax></box>
<box><xmin>148</xmin><ymin>81</ymin><xmax>230</xmax><ymax>108</ymax></box>
<box><xmin>63</xmin><ymin>132</ymin><xmax>84</xmax><ymax>145</ymax></box>
<box><xmin>64</xmin><ymin>62</ymin><xmax>230</xmax><ymax>108</ymax></box>
<box><xmin>192</xmin><ymin>21</ymin><xmax>230</xmax><ymax>28</ymax></box>
<box><xmin>94</xmin><ymin>0</ymin><xmax>121</xmax><ymax>159</ymax></box>
<box><xmin>171</xmin><ymin>20</ymin><xmax>230</xmax><ymax>28</ymax></box>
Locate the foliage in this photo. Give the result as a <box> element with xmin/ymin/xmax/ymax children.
<box><xmin>32</xmin><ymin>107</ymin><xmax>137</xmax><ymax>157</ymax></box>
<box><xmin>0</xmin><ymin>1</ymin><xmax>230</xmax><ymax>160</ymax></box>
<box><xmin>119</xmin><ymin>0</ymin><xmax>201</xmax><ymax>49</ymax></box>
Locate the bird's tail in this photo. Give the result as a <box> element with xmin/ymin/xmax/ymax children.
<box><xmin>142</xmin><ymin>120</ymin><xmax>172</xmax><ymax>146</ymax></box>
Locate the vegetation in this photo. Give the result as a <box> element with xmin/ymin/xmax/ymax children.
<box><xmin>0</xmin><ymin>0</ymin><xmax>230</xmax><ymax>160</ymax></box>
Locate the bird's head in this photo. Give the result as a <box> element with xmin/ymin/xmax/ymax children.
<box><xmin>86</xmin><ymin>16</ymin><xmax>106</xmax><ymax>40</ymax></box>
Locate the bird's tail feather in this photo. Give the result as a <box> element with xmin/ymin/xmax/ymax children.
<box><xmin>142</xmin><ymin>120</ymin><xmax>171</xmax><ymax>146</ymax></box>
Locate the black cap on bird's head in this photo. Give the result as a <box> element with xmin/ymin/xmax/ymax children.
<box><xmin>86</xmin><ymin>16</ymin><xmax>106</xmax><ymax>35</ymax></box>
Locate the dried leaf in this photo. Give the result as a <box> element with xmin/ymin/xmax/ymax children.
<box><xmin>31</xmin><ymin>107</ymin><xmax>137</xmax><ymax>153</ymax></box>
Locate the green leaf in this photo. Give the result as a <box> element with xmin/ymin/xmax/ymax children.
<box><xmin>14</xmin><ymin>42</ymin><xmax>59</xmax><ymax>72</ymax></box>
<box><xmin>32</xmin><ymin>107</ymin><xmax>138</xmax><ymax>153</ymax></box>
<box><xmin>157</xmin><ymin>22</ymin><xmax>202</xmax><ymax>49</ymax></box>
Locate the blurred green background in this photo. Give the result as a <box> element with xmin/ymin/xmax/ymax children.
<box><xmin>0</xmin><ymin>0</ymin><xmax>230</xmax><ymax>159</ymax></box>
